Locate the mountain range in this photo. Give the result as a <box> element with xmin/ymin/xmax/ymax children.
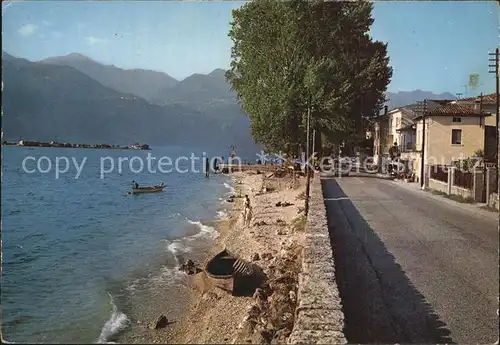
<box><xmin>385</xmin><ymin>90</ymin><xmax>456</xmax><ymax>110</ymax></box>
<box><xmin>2</xmin><ymin>51</ymin><xmax>456</xmax><ymax>149</ymax></box>
<box><xmin>2</xmin><ymin>52</ymin><xmax>257</xmax><ymax>150</ymax></box>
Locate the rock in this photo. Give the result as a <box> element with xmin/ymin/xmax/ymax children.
<box><xmin>253</xmin><ymin>288</ymin><xmax>267</xmax><ymax>301</ymax></box>
<box><xmin>277</xmin><ymin>228</ymin><xmax>287</xmax><ymax>236</ymax></box>
<box><xmin>288</xmin><ymin>290</ymin><xmax>296</xmax><ymax>303</ymax></box>
<box><xmin>252</xmin><ymin>329</ymin><xmax>271</xmax><ymax>344</ymax></box>
<box><xmin>281</xmin><ymin>312</ymin><xmax>293</xmax><ymax>323</ymax></box>
<box><xmin>271</xmin><ymin>328</ymin><xmax>291</xmax><ymax>344</ymax></box>
<box><xmin>202</xmin><ymin>291</ymin><xmax>219</xmax><ymax>301</ymax></box>
<box><xmin>253</xmin><ymin>288</ymin><xmax>267</xmax><ymax>310</ymax></box>
<box><xmin>251</xmin><ymin>253</ymin><xmax>260</xmax><ymax>261</ymax></box>
<box><xmin>150</xmin><ymin>314</ymin><xmax>168</xmax><ymax>329</ymax></box>
<box><xmin>240</xmin><ymin>319</ymin><xmax>257</xmax><ymax>338</ymax></box>
<box><xmin>179</xmin><ymin>259</ymin><xmax>202</xmax><ymax>275</ymax></box>
<box><xmin>262</xmin><ymin>253</ymin><xmax>273</xmax><ymax>261</ymax></box>
<box><xmin>250</xmin><ymin>303</ymin><xmax>263</xmax><ymax>317</ymax></box>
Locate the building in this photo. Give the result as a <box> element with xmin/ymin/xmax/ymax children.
<box><xmin>453</xmin><ymin>93</ymin><xmax>498</xmax><ymax>162</ymax></box>
<box><xmin>411</xmin><ymin>102</ymin><xmax>492</xmax><ymax>182</ymax></box>
<box><xmin>372</xmin><ymin>100</ymin><xmax>449</xmax><ymax>166</ymax></box>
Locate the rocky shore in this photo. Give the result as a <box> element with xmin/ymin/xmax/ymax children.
<box><xmin>169</xmin><ymin>170</ymin><xmax>306</xmax><ymax>344</ymax></box>
<box><xmin>123</xmin><ymin>170</ymin><xmax>307</xmax><ymax>344</ymax></box>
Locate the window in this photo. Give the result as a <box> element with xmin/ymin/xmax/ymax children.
<box><xmin>452</xmin><ymin>129</ymin><xmax>462</xmax><ymax>145</ymax></box>
<box><xmin>396</xmin><ymin>118</ymin><xmax>401</xmax><ymax>127</ymax></box>
<box><xmin>452</xmin><ymin>117</ymin><xmax>461</xmax><ymax>123</ymax></box>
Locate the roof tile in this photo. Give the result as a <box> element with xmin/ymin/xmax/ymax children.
<box><xmin>426</xmin><ymin>103</ymin><xmax>481</xmax><ymax>116</ymax></box>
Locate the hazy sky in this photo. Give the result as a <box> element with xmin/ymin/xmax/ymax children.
<box><xmin>2</xmin><ymin>1</ymin><xmax>499</xmax><ymax>95</ymax></box>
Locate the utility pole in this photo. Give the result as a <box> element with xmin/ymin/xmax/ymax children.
<box><xmin>376</xmin><ymin>105</ymin><xmax>387</xmax><ymax>173</ymax></box>
<box><xmin>489</xmin><ymin>48</ymin><xmax>499</xmax><ymax>199</ymax></box>
<box><xmin>416</xmin><ymin>99</ymin><xmax>427</xmax><ymax>188</ymax></box>
<box><xmin>305</xmin><ymin>95</ymin><xmax>311</xmax><ymax>216</ymax></box>
<box><xmin>312</xmin><ymin>129</ymin><xmax>316</xmax><ymax>160</ymax></box>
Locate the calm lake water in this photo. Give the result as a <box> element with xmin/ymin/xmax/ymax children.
<box><xmin>1</xmin><ymin>145</ymin><xmax>247</xmax><ymax>343</ymax></box>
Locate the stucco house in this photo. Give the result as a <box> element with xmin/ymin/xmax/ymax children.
<box><xmin>411</xmin><ymin>102</ymin><xmax>492</xmax><ymax>182</ymax></box>
<box><xmin>453</xmin><ymin>93</ymin><xmax>498</xmax><ymax>162</ymax></box>
<box><xmin>373</xmin><ymin>100</ymin><xmax>449</xmax><ymax>166</ymax></box>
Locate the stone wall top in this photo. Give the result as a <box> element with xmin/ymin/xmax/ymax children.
<box><xmin>288</xmin><ymin>174</ymin><xmax>346</xmax><ymax>344</ymax></box>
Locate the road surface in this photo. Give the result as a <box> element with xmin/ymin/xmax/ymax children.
<box><xmin>322</xmin><ymin>173</ymin><xmax>498</xmax><ymax>344</ymax></box>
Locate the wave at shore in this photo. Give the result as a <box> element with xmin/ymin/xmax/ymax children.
<box><xmin>217</xmin><ymin>210</ymin><xmax>229</xmax><ymax>220</ymax></box>
<box><xmin>186</xmin><ymin>218</ymin><xmax>219</xmax><ymax>240</ymax></box>
<box><xmin>223</xmin><ymin>182</ymin><xmax>236</xmax><ymax>195</ymax></box>
<box><xmin>165</xmin><ymin>217</ymin><xmax>219</xmax><ymax>266</ymax></box>
<box><xmin>96</xmin><ymin>294</ymin><xmax>130</xmax><ymax>344</ymax></box>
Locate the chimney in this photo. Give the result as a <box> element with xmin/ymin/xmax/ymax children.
<box><xmin>474</xmin><ymin>93</ymin><xmax>483</xmax><ymax>113</ymax></box>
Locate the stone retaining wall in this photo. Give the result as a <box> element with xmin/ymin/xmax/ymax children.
<box><xmin>288</xmin><ymin>174</ymin><xmax>346</xmax><ymax>344</ymax></box>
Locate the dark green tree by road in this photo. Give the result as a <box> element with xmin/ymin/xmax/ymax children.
<box><xmin>226</xmin><ymin>0</ymin><xmax>392</xmax><ymax>155</ymax></box>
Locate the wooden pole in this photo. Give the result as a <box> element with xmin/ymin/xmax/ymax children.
<box><xmin>420</xmin><ymin>99</ymin><xmax>427</xmax><ymax>189</ymax></box>
<box><xmin>488</xmin><ymin>47</ymin><xmax>499</xmax><ymax>211</ymax></box>
<box><xmin>305</xmin><ymin>96</ymin><xmax>311</xmax><ymax>216</ymax></box>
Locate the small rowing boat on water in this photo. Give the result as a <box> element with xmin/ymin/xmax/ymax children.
<box><xmin>129</xmin><ymin>183</ymin><xmax>165</xmax><ymax>194</ymax></box>
<box><xmin>205</xmin><ymin>249</ymin><xmax>263</xmax><ymax>296</ymax></box>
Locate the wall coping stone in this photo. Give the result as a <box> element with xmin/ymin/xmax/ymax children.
<box><xmin>288</xmin><ymin>173</ymin><xmax>347</xmax><ymax>344</ymax></box>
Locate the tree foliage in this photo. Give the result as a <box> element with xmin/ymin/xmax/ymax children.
<box><xmin>226</xmin><ymin>0</ymin><xmax>392</xmax><ymax>155</ymax></box>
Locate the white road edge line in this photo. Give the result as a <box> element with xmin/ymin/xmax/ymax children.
<box><xmin>323</xmin><ymin>197</ymin><xmax>350</xmax><ymax>201</ymax></box>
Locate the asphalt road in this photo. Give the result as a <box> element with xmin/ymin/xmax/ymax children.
<box><xmin>322</xmin><ymin>173</ymin><xmax>498</xmax><ymax>344</ymax></box>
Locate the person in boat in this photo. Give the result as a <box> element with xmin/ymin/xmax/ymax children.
<box><xmin>132</xmin><ymin>180</ymin><xmax>139</xmax><ymax>189</ymax></box>
<box><xmin>243</xmin><ymin>195</ymin><xmax>253</xmax><ymax>226</ymax></box>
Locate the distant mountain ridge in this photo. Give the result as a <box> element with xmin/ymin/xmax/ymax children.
<box><xmin>39</xmin><ymin>53</ymin><xmax>179</xmax><ymax>103</ymax></box>
<box><xmin>385</xmin><ymin>90</ymin><xmax>456</xmax><ymax>110</ymax></box>
<box><xmin>35</xmin><ymin>52</ymin><xmax>457</xmax><ymax>113</ymax></box>
<box><xmin>2</xmin><ymin>52</ymin><xmax>259</xmax><ymax>151</ymax></box>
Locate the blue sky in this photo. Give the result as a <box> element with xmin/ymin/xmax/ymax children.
<box><xmin>2</xmin><ymin>1</ymin><xmax>499</xmax><ymax>95</ymax></box>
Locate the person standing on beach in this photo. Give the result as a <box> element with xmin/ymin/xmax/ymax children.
<box><xmin>243</xmin><ymin>195</ymin><xmax>252</xmax><ymax>226</ymax></box>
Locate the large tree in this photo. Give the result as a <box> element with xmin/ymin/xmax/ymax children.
<box><xmin>226</xmin><ymin>0</ymin><xmax>392</xmax><ymax>155</ymax></box>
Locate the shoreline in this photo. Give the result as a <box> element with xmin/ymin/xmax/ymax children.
<box><xmin>164</xmin><ymin>170</ymin><xmax>306</xmax><ymax>344</ymax></box>
<box><xmin>2</xmin><ymin>141</ymin><xmax>150</xmax><ymax>150</ymax></box>
<box><xmin>115</xmin><ymin>169</ymin><xmax>306</xmax><ymax>344</ymax></box>
<box><xmin>114</xmin><ymin>173</ymin><xmax>237</xmax><ymax>344</ymax></box>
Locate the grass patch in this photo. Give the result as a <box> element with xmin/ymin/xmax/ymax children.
<box><xmin>446</xmin><ymin>194</ymin><xmax>475</xmax><ymax>204</ymax></box>
<box><xmin>292</xmin><ymin>215</ymin><xmax>307</xmax><ymax>232</ymax></box>
<box><xmin>480</xmin><ymin>205</ymin><xmax>498</xmax><ymax>213</ymax></box>
<box><xmin>429</xmin><ymin>189</ymin><xmax>475</xmax><ymax>204</ymax></box>
<box><xmin>431</xmin><ymin>190</ymin><xmax>447</xmax><ymax>196</ymax></box>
